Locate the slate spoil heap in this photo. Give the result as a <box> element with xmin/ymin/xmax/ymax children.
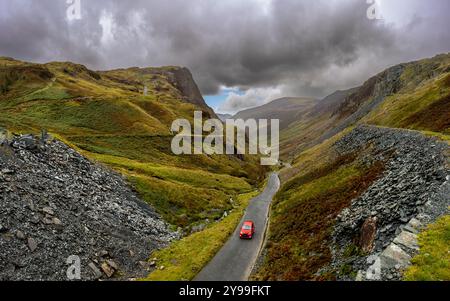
<box><xmin>331</xmin><ymin>126</ymin><xmax>449</xmax><ymax>281</ymax></box>
<box><xmin>0</xmin><ymin>134</ymin><xmax>176</xmax><ymax>280</ymax></box>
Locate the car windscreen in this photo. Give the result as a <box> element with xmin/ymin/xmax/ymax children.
<box><xmin>242</xmin><ymin>225</ymin><xmax>252</xmax><ymax>230</ymax></box>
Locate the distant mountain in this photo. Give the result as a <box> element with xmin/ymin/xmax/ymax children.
<box><xmin>217</xmin><ymin>113</ymin><xmax>233</xmax><ymax>122</ymax></box>
<box><xmin>233</xmin><ymin>97</ymin><xmax>316</xmax><ymax>130</ymax></box>
<box><xmin>312</xmin><ymin>88</ymin><xmax>359</xmax><ymax>115</ymax></box>
<box><xmin>212</xmin><ymin>53</ymin><xmax>450</xmax><ymax>161</ymax></box>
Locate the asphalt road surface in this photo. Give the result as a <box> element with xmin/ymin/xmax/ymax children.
<box><xmin>194</xmin><ymin>173</ymin><xmax>280</xmax><ymax>281</ymax></box>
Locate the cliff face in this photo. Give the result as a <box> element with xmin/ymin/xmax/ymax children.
<box><xmin>333</xmin><ymin>64</ymin><xmax>405</xmax><ymax>120</ymax></box>
<box><xmin>169</xmin><ymin>67</ymin><xmax>215</xmax><ymax>117</ymax></box>
<box><xmin>126</xmin><ymin>66</ymin><xmax>216</xmax><ymax>118</ymax></box>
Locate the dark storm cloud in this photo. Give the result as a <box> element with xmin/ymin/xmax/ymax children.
<box><xmin>0</xmin><ymin>0</ymin><xmax>449</xmax><ymax>105</ymax></box>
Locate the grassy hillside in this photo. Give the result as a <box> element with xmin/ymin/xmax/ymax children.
<box><xmin>143</xmin><ymin>190</ymin><xmax>259</xmax><ymax>281</ymax></box>
<box><xmin>253</xmin><ymin>134</ymin><xmax>386</xmax><ymax>280</ymax></box>
<box><xmin>279</xmin><ymin>90</ymin><xmax>356</xmax><ymax>159</ymax></box>
<box><xmin>280</xmin><ymin>53</ymin><xmax>450</xmax><ymax>160</ymax></box>
<box><xmin>0</xmin><ymin>57</ymin><xmax>265</xmax><ymax>228</ymax></box>
<box><xmin>233</xmin><ymin>97</ymin><xmax>316</xmax><ymax>130</ymax></box>
<box><xmin>364</xmin><ymin>70</ymin><xmax>450</xmax><ymax>134</ymax></box>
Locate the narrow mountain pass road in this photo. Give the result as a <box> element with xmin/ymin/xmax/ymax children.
<box><xmin>194</xmin><ymin>173</ymin><xmax>280</xmax><ymax>281</ymax></box>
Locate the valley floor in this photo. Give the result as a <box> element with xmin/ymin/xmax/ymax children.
<box><xmin>143</xmin><ymin>173</ymin><xmax>280</xmax><ymax>281</ymax></box>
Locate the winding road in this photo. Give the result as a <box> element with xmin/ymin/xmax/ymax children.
<box><xmin>194</xmin><ymin>173</ymin><xmax>280</xmax><ymax>281</ymax></box>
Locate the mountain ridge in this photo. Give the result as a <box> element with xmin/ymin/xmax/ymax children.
<box><xmin>0</xmin><ymin>57</ymin><xmax>266</xmax><ymax>229</ymax></box>
<box><xmin>1</xmin><ymin>52</ymin><xmax>449</xmax><ymax>282</ymax></box>
<box><xmin>233</xmin><ymin>53</ymin><xmax>450</xmax><ymax>159</ymax></box>
<box><xmin>281</xmin><ymin>54</ymin><xmax>450</xmax><ymax>159</ymax></box>
<box><xmin>233</xmin><ymin>97</ymin><xmax>317</xmax><ymax>130</ymax></box>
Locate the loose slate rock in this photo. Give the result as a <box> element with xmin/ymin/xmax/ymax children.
<box><xmin>380</xmin><ymin>244</ymin><xmax>412</xmax><ymax>268</ymax></box>
<box><xmin>42</xmin><ymin>207</ymin><xmax>54</xmax><ymax>216</ymax></box>
<box><xmin>331</xmin><ymin>126</ymin><xmax>449</xmax><ymax>281</ymax></box>
<box><xmin>393</xmin><ymin>231</ymin><xmax>419</xmax><ymax>251</ymax></box>
<box><xmin>27</xmin><ymin>238</ymin><xmax>37</xmax><ymax>252</ymax></box>
<box><xmin>0</xmin><ymin>135</ymin><xmax>178</xmax><ymax>281</ymax></box>
<box><xmin>16</xmin><ymin>231</ymin><xmax>25</xmax><ymax>240</ymax></box>
<box><xmin>89</xmin><ymin>262</ymin><xmax>103</xmax><ymax>280</ymax></box>
<box><xmin>101</xmin><ymin>262</ymin><xmax>115</xmax><ymax>278</ymax></box>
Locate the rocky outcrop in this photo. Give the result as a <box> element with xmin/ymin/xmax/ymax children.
<box><xmin>169</xmin><ymin>68</ymin><xmax>206</xmax><ymax>106</ymax></box>
<box><xmin>318</xmin><ymin>65</ymin><xmax>406</xmax><ymax>147</ymax></box>
<box><xmin>142</xmin><ymin>66</ymin><xmax>217</xmax><ymax>118</ymax></box>
<box><xmin>335</xmin><ymin>64</ymin><xmax>405</xmax><ymax>120</ymax></box>
<box><xmin>330</xmin><ymin>125</ymin><xmax>449</xmax><ymax>281</ymax></box>
<box><xmin>0</xmin><ymin>134</ymin><xmax>177</xmax><ymax>281</ymax></box>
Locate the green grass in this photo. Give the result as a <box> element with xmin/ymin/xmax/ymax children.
<box><xmin>0</xmin><ymin>57</ymin><xmax>266</xmax><ymax>230</ymax></box>
<box><xmin>130</xmin><ymin>175</ymin><xmax>231</xmax><ymax>226</ymax></box>
<box><xmin>142</xmin><ymin>191</ymin><xmax>259</xmax><ymax>281</ymax></box>
<box><xmin>88</xmin><ymin>153</ymin><xmax>252</xmax><ymax>192</ymax></box>
<box><xmin>22</xmin><ymin>84</ymin><xmax>72</xmax><ymax>102</ymax></box>
<box><xmin>254</xmin><ymin>154</ymin><xmax>385</xmax><ymax>280</ymax></box>
<box><xmin>420</xmin><ymin>131</ymin><xmax>450</xmax><ymax>145</ymax></box>
<box><xmin>404</xmin><ymin>215</ymin><xmax>450</xmax><ymax>281</ymax></box>
<box><xmin>279</xmin><ymin>114</ymin><xmax>334</xmax><ymax>160</ymax></box>
<box><xmin>279</xmin><ymin>127</ymin><xmax>353</xmax><ymax>183</ymax></box>
<box><xmin>79</xmin><ymin>145</ymin><xmax>256</xmax><ymax>227</ymax></box>
<box><xmin>364</xmin><ymin>73</ymin><xmax>450</xmax><ymax>134</ymax></box>
<box><xmin>67</xmin><ymin>134</ymin><xmax>262</xmax><ymax>180</ymax></box>
<box><xmin>63</xmin><ymin>137</ymin><xmax>257</xmax><ymax>227</ymax></box>
<box><xmin>0</xmin><ymin>98</ymin><xmax>169</xmax><ymax>135</ymax></box>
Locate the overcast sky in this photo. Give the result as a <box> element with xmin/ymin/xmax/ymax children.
<box><xmin>0</xmin><ymin>0</ymin><xmax>449</xmax><ymax>113</ymax></box>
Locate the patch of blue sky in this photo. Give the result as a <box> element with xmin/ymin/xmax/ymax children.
<box><xmin>204</xmin><ymin>87</ymin><xmax>243</xmax><ymax>112</ymax></box>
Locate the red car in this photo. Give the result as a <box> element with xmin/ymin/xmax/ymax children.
<box><xmin>240</xmin><ymin>221</ymin><xmax>255</xmax><ymax>239</ymax></box>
